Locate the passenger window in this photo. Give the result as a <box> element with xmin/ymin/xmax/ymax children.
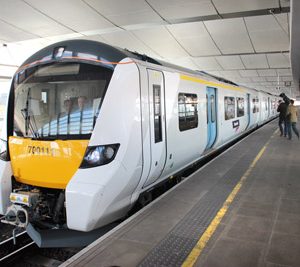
<box><xmin>178</xmin><ymin>93</ymin><xmax>198</xmax><ymax>131</ymax></box>
<box><xmin>237</xmin><ymin>97</ymin><xmax>244</xmax><ymax>117</ymax></box>
<box><xmin>252</xmin><ymin>97</ymin><xmax>259</xmax><ymax>113</ymax></box>
<box><xmin>224</xmin><ymin>97</ymin><xmax>235</xmax><ymax>120</ymax></box>
<box><xmin>153</xmin><ymin>85</ymin><xmax>162</xmax><ymax>143</ymax></box>
<box><xmin>211</xmin><ymin>95</ymin><xmax>216</xmax><ymax>122</ymax></box>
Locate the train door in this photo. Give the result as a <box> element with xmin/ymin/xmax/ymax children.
<box><xmin>246</xmin><ymin>93</ymin><xmax>251</xmax><ymax>129</ymax></box>
<box><xmin>268</xmin><ymin>97</ymin><xmax>270</xmax><ymax>117</ymax></box>
<box><xmin>143</xmin><ymin>69</ymin><xmax>167</xmax><ymax>187</ymax></box>
<box><xmin>205</xmin><ymin>87</ymin><xmax>217</xmax><ymax>149</ymax></box>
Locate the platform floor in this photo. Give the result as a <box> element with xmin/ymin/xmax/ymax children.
<box><xmin>62</xmin><ymin>119</ymin><xmax>300</xmax><ymax>267</ymax></box>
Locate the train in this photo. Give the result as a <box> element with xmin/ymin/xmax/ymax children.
<box><xmin>0</xmin><ymin>40</ymin><xmax>279</xmax><ymax>247</ymax></box>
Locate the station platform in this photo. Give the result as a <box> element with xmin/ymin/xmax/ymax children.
<box><xmin>62</xmin><ymin>119</ymin><xmax>300</xmax><ymax>267</ymax></box>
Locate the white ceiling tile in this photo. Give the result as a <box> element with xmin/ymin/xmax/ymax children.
<box><xmin>167</xmin><ymin>22</ymin><xmax>221</xmax><ymax>56</ymax></box>
<box><xmin>132</xmin><ymin>26</ymin><xmax>188</xmax><ymax>59</ymax></box>
<box><xmin>240</xmin><ymin>54</ymin><xmax>269</xmax><ymax>69</ymax></box>
<box><xmin>277</xmin><ymin>69</ymin><xmax>292</xmax><ymax>76</ymax></box>
<box><xmin>84</xmin><ymin>0</ymin><xmax>163</xmax><ymax>26</ymax></box>
<box><xmin>281</xmin><ymin>76</ymin><xmax>293</xmax><ymax>82</ymax></box>
<box><xmin>0</xmin><ymin>66</ymin><xmax>17</xmax><ymax>77</ymax></box>
<box><xmin>252</xmin><ymin>77</ymin><xmax>266</xmax><ymax>82</ymax></box>
<box><xmin>193</xmin><ymin>57</ymin><xmax>222</xmax><ymax>70</ymax></box>
<box><xmin>280</xmin><ymin>0</ymin><xmax>290</xmax><ymax>7</ymax></box>
<box><xmin>257</xmin><ymin>69</ymin><xmax>277</xmax><ymax>76</ymax></box>
<box><xmin>206</xmin><ymin>71</ymin><xmax>221</xmax><ymax>77</ymax></box>
<box><xmin>168</xmin><ymin>57</ymin><xmax>199</xmax><ymax>70</ymax></box>
<box><xmin>0</xmin><ymin>20</ymin><xmax>38</xmax><ymax>42</ymax></box>
<box><xmin>274</xmin><ymin>13</ymin><xmax>289</xmax><ymax>36</ymax></box>
<box><xmin>147</xmin><ymin>0</ymin><xmax>216</xmax><ymax>21</ymax></box>
<box><xmin>245</xmin><ymin>15</ymin><xmax>289</xmax><ymax>52</ymax></box>
<box><xmin>204</xmin><ymin>18</ymin><xmax>254</xmax><ymax>54</ymax></box>
<box><xmin>267</xmin><ymin>53</ymin><xmax>290</xmax><ymax>68</ymax></box>
<box><xmin>266</xmin><ymin>76</ymin><xmax>280</xmax><ymax>82</ymax></box>
<box><xmin>0</xmin><ymin>0</ymin><xmax>72</xmax><ymax>37</ymax></box>
<box><xmin>215</xmin><ymin>55</ymin><xmax>245</xmax><ymax>70</ymax></box>
<box><xmin>100</xmin><ymin>31</ymin><xmax>160</xmax><ymax>58</ymax></box>
<box><xmin>239</xmin><ymin>70</ymin><xmax>259</xmax><ymax>77</ymax></box>
<box><xmin>213</xmin><ymin>0</ymin><xmax>278</xmax><ymax>14</ymax></box>
<box><xmin>25</xmin><ymin>0</ymin><xmax>114</xmax><ymax>32</ymax></box>
<box><xmin>218</xmin><ymin>70</ymin><xmax>241</xmax><ymax>77</ymax></box>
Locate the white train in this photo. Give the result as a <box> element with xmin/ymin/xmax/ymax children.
<box><xmin>0</xmin><ymin>40</ymin><xmax>278</xmax><ymax>246</ymax></box>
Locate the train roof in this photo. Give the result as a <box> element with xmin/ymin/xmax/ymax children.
<box><xmin>19</xmin><ymin>39</ymin><xmax>243</xmax><ymax>90</ymax></box>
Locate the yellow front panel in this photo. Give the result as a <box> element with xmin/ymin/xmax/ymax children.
<box><xmin>9</xmin><ymin>137</ymin><xmax>89</xmax><ymax>189</ymax></box>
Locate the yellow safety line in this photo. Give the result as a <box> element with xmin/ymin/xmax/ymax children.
<box><xmin>180</xmin><ymin>74</ymin><xmax>244</xmax><ymax>92</ymax></box>
<box><xmin>181</xmin><ymin>133</ymin><xmax>275</xmax><ymax>267</ymax></box>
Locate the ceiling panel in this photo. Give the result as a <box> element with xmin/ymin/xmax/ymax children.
<box><xmin>277</xmin><ymin>68</ymin><xmax>292</xmax><ymax>76</ymax></box>
<box><xmin>240</xmin><ymin>54</ymin><xmax>269</xmax><ymax>69</ymax></box>
<box><xmin>193</xmin><ymin>57</ymin><xmax>222</xmax><ymax>70</ymax></box>
<box><xmin>212</xmin><ymin>0</ymin><xmax>278</xmax><ymax>14</ymax></box>
<box><xmin>218</xmin><ymin>70</ymin><xmax>241</xmax><ymax>78</ymax></box>
<box><xmin>0</xmin><ymin>20</ymin><xmax>38</xmax><ymax>43</ymax></box>
<box><xmin>0</xmin><ymin>0</ymin><xmax>72</xmax><ymax>37</ymax></box>
<box><xmin>132</xmin><ymin>26</ymin><xmax>188</xmax><ymax>59</ymax></box>
<box><xmin>25</xmin><ymin>0</ymin><xmax>114</xmax><ymax>32</ymax></box>
<box><xmin>239</xmin><ymin>70</ymin><xmax>259</xmax><ymax>77</ymax></box>
<box><xmin>280</xmin><ymin>0</ymin><xmax>290</xmax><ymax>7</ymax></box>
<box><xmin>168</xmin><ymin>57</ymin><xmax>199</xmax><ymax>70</ymax></box>
<box><xmin>204</xmin><ymin>18</ymin><xmax>254</xmax><ymax>54</ymax></box>
<box><xmin>257</xmin><ymin>69</ymin><xmax>277</xmax><ymax>76</ymax></box>
<box><xmin>167</xmin><ymin>22</ymin><xmax>221</xmax><ymax>56</ymax></box>
<box><xmin>274</xmin><ymin>13</ymin><xmax>289</xmax><ymax>35</ymax></box>
<box><xmin>266</xmin><ymin>76</ymin><xmax>280</xmax><ymax>82</ymax></box>
<box><xmin>84</xmin><ymin>0</ymin><xmax>163</xmax><ymax>26</ymax></box>
<box><xmin>252</xmin><ymin>77</ymin><xmax>266</xmax><ymax>82</ymax></box>
<box><xmin>267</xmin><ymin>53</ymin><xmax>290</xmax><ymax>68</ymax></box>
<box><xmin>100</xmin><ymin>30</ymin><xmax>160</xmax><ymax>58</ymax></box>
<box><xmin>215</xmin><ymin>56</ymin><xmax>245</xmax><ymax>70</ymax></box>
<box><xmin>147</xmin><ymin>0</ymin><xmax>216</xmax><ymax>21</ymax></box>
<box><xmin>245</xmin><ymin>15</ymin><xmax>289</xmax><ymax>52</ymax></box>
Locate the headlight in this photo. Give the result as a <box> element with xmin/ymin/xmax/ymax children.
<box><xmin>80</xmin><ymin>144</ymin><xmax>120</xmax><ymax>168</ymax></box>
<box><xmin>0</xmin><ymin>139</ymin><xmax>9</xmax><ymax>161</ymax></box>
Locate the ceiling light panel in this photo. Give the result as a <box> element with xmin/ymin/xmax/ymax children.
<box><xmin>83</xmin><ymin>0</ymin><xmax>163</xmax><ymax>27</ymax></box>
<box><xmin>0</xmin><ymin>0</ymin><xmax>72</xmax><ymax>37</ymax></box>
<box><xmin>146</xmin><ymin>0</ymin><xmax>216</xmax><ymax>21</ymax></box>
<box><xmin>25</xmin><ymin>0</ymin><xmax>114</xmax><ymax>32</ymax></box>
<box><xmin>215</xmin><ymin>55</ymin><xmax>245</xmax><ymax>70</ymax></box>
<box><xmin>204</xmin><ymin>18</ymin><xmax>254</xmax><ymax>54</ymax></box>
<box><xmin>245</xmin><ymin>15</ymin><xmax>289</xmax><ymax>52</ymax></box>
<box><xmin>167</xmin><ymin>22</ymin><xmax>221</xmax><ymax>56</ymax></box>
<box><xmin>240</xmin><ymin>54</ymin><xmax>269</xmax><ymax>69</ymax></box>
<box><xmin>212</xmin><ymin>0</ymin><xmax>278</xmax><ymax>14</ymax></box>
<box><xmin>132</xmin><ymin>26</ymin><xmax>188</xmax><ymax>59</ymax></box>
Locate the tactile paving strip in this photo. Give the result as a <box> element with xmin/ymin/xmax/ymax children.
<box><xmin>138</xmin><ymin>154</ymin><xmax>255</xmax><ymax>267</ymax></box>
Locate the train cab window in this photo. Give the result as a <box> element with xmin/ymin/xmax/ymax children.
<box><xmin>178</xmin><ymin>93</ymin><xmax>198</xmax><ymax>131</ymax></box>
<box><xmin>153</xmin><ymin>85</ymin><xmax>162</xmax><ymax>143</ymax></box>
<box><xmin>224</xmin><ymin>97</ymin><xmax>235</xmax><ymax>120</ymax></box>
<box><xmin>237</xmin><ymin>97</ymin><xmax>245</xmax><ymax>117</ymax></box>
<box><xmin>211</xmin><ymin>95</ymin><xmax>216</xmax><ymax>122</ymax></box>
<box><xmin>13</xmin><ymin>62</ymin><xmax>113</xmax><ymax>139</ymax></box>
<box><xmin>252</xmin><ymin>97</ymin><xmax>259</xmax><ymax>113</ymax></box>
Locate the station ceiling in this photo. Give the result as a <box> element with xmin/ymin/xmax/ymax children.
<box><xmin>0</xmin><ymin>0</ymin><xmax>296</xmax><ymax>96</ymax></box>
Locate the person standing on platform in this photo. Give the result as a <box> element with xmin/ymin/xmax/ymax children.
<box><xmin>286</xmin><ymin>99</ymin><xmax>299</xmax><ymax>140</ymax></box>
<box><xmin>277</xmin><ymin>99</ymin><xmax>288</xmax><ymax>137</ymax></box>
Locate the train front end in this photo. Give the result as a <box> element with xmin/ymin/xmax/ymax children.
<box><xmin>0</xmin><ymin>40</ymin><xmax>136</xmax><ymax>246</ymax></box>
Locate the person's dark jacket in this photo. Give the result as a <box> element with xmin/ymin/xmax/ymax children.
<box><xmin>277</xmin><ymin>102</ymin><xmax>288</xmax><ymax>119</ymax></box>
